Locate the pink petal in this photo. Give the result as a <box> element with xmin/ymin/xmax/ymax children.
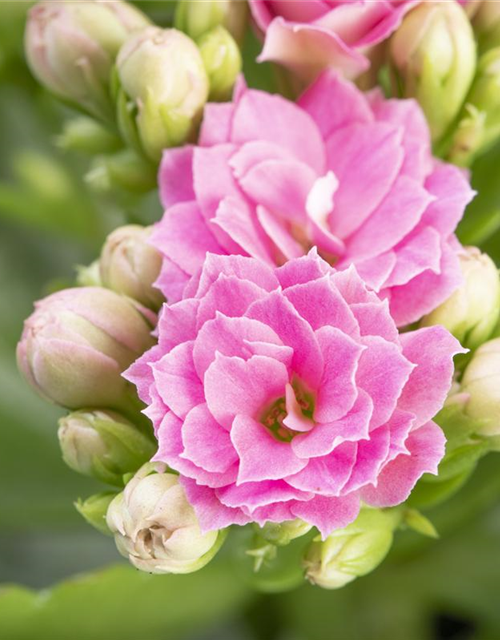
<box><xmin>123</xmin><ymin>345</ymin><xmax>159</xmax><ymax>404</ymax></box>
<box><xmin>156</xmin><ymin>298</ymin><xmax>199</xmax><ymax>352</ymax></box>
<box><xmin>349</xmin><ymin>251</ymin><xmax>398</xmax><ymax>292</ymax></box>
<box><xmin>291</xmin><ymin>493</ymin><xmax>360</xmax><ymax>539</ymax></box>
<box><xmin>204</xmin><ymin>353</ymin><xmax>290</xmax><ymax>430</ymax></box>
<box><xmin>230</xmin><ymin>140</ymin><xmax>292</xmax><ymax>181</ymax></box>
<box><xmin>283</xmin><ymin>383</ymin><xmax>314</xmax><ymax>433</ymax></box>
<box><xmin>276</xmin><ymin>248</ymin><xmax>330</xmax><ymax>289</ymax></box>
<box><xmin>383</xmin><ymin>226</ymin><xmax>442</xmax><ymax>288</ymax></box>
<box><xmin>361</xmin><ymin>421</ymin><xmax>445</xmax><ymax>507</ymax></box>
<box><xmin>153</xmin><ymin>257</ymin><xmax>189</xmax><ymax>304</ymax></box>
<box><xmin>199</xmin><ymin>102</ymin><xmax>235</xmax><ymax>146</ymax></box>
<box><xmin>256</xmin><ymin>205</ymin><xmax>305</xmax><ymax>261</ymax></box>
<box><xmin>217</xmin><ymin>478</ymin><xmax>311</xmax><ymax>509</ymax></box>
<box><xmin>350</xmin><ymin>300</ymin><xmax>399</xmax><ymax>344</ymax></box>
<box><xmin>231</xmin><ymin>415</ymin><xmax>308</xmax><ymax>484</ymax></box>
<box><xmin>342</xmin><ymin>425</ymin><xmax>391</xmax><ymax>494</ymax></box>
<box><xmin>158</xmin><ymin>146</ymin><xmax>195</xmax><ymax>209</ymax></box>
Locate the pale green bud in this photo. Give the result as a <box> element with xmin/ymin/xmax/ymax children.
<box><xmin>107</xmin><ymin>462</ymin><xmax>226</xmax><ymax>574</ymax></box>
<box><xmin>76</xmin><ymin>261</ymin><xmax>102</xmax><ymax>288</ymax></box>
<box><xmin>57</xmin><ymin>117</ymin><xmax>122</xmax><ymax>156</ymax></box>
<box><xmin>198</xmin><ymin>26</ymin><xmax>242</xmax><ymax>101</ymax></box>
<box><xmin>256</xmin><ymin>519</ymin><xmax>312</xmax><ymax>547</ymax></box>
<box><xmin>116</xmin><ymin>27</ymin><xmax>209</xmax><ymax>161</ymax></box>
<box><xmin>303</xmin><ymin>509</ymin><xmax>401</xmax><ymax>589</ymax></box>
<box><xmin>58</xmin><ymin>409</ymin><xmax>156</xmax><ymax>486</ymax></box>
<box><xmin>447</xmin><ymin>48</ymin><xmax>500</xmax><ymax>165</ymax></box>
<box><xmin>472</xmin><ymin>0</ymin><xmax>500</xmax><ymax>52</ymax></box>
<box><xmin>175</xmin><ymin>0</ymin><xmax>248</xmax><ymax>44</ymax></box>
<box><xmin>25</xmin><ymin>1</ymin><xmax>150</xmax><ymax>121</ymax></box>
<box><xmin>75</xmin><ymin>492</ymin><xmax>117</xmax><ymax>536</ymax></box>
<box><xmin>85</xmin><ymin>149</ymin><xmax>157</xmax><ymax>194</ymax></box>
<box><xmin>421</xmin><ymin>247</ymin><xmax>500</xmax><ymax>350</ymax></box>
<box><xmin>390</xmin><ymin>1</ymin><xmax>476</xmax><ymax>142</ymax></box>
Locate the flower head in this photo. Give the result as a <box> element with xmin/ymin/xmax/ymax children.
<box><xmin>155</xmin><ymin>71</ymin><xmax>474</xmax><ymax>326</ymax></box>
<box><xmin>127</xmin><ymin>252</ymin><xmax>462</xmax><ymax>538</ymax></box>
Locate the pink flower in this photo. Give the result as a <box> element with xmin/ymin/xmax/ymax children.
<box><xmin>155</xmin><ymin>72</ymin><xmax>474</xmax><ymax>326</ymax></box>
<box><xmin>248</xmin><ymin>0</ymin><xmax>419</xmax><ymax>81</ymax></box>
<box><xmin>126</xmin><ymin>251</ymin><xmax>462</xmax><ymax>538</ymax></box>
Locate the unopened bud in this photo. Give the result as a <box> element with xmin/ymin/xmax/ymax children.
<box><xmin>25</xmin><ymin>0</ymin><xmax>150</xmax><ymax>121</ymax></box>
<box><xmin>303</xmin><ymin>509</ymin><xmax>400</xmax><ymax>589</ymax></box>
<box><xmin>17</xmin><ymin>287</ymin><xmax>154</xmax><ymax>411</ymax></box>
<box><xmin>116</xmin><ymin>27</ymin><xmax>209</xmax><ymax>161</ymax></box>
<box><xmin>421</xmin><ymin>247</ymin><xmax>500</xmax><ymax>350</ymax></box>
<box><xmin>99</xmin><ymin>225</ymin><xmax>163</xmax><ymax>310</ymax></box>
<box><xmin>472</xmin><ymin>0</ymin><xmax>500</xmax><ymax>53</ymax></box>
<box><xmin>107</xmin><ymin>462</ymin><xmax>225</xmax><ymax>573</ymax></box>
<box><xmin>75</xmin><ymin>492</ymin><xmax>117</xmax><ymax>535</ymax></box>
<box><xmin>198</xmin><ymin>26</ymin><xmax>242</xmax><ymax>101</ymax></box>
<box><xmin>58</xmin><ymin>409</ymin><xmax>156</xmax><ymax>485</ymax></box>
<box><xmin>390</xmin><ymin>1</ymin><xmax>476</xmax><ymax>142</ymax></box>
<box><xmin>85</xmin><ymin>149</ymin><xmax>157</xmax><ymax>194</ymax></box>
<box><xmin>257</xmin><ymin>519</ymin><xmax>312</xmax><ymax>547</ymax></box>
<box><xmin>175</xmin><ymin>0</ymin><xmax>248</xmax><ymax>44</ymax></box>
<box><xmin>57</xmin><ymin>117</ymin><xmax>122</xmax><ymax>156</ymax></box>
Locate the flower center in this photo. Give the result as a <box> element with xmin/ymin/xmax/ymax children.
<box><xmin>260</xmin><ymin>380</ymin><xmax>315</xmax><ymax>442</ymax></box>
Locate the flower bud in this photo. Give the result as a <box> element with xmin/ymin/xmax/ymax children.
<box><xmin>390</xmin><ymin>1</ymin><xmax>476</xmax><ymax>142</ymax></box>
<box><xmin>17</xmin><ymin>287</ymin><xmax>155</xmax><ymax>411</ymax></box>
<box><xmin>175</xmin><ymin>0</ymin><xmax>248</xmax><ymax>44</ymax></box>
<box><xmin>99</xmin><ymin>225</ymin><xmax>164</xmax><ymax>310</ymax></box>
<box><xmin>107</xmin><ymin>462</ymin><xmax>225</xmax><ymax>574</ymax></box>
<box><xmin>303</xmin><ymin>509</ymin><xmax>401</xmax><ymax>590</ymax></box>
<box><xmin>421</xmin><ymin>247</ymin><xmax>500</xmax><ymax>351</ymax></box>
<box><xmin>115</xmin><ymin>27</ymin><xmax>209</xmax><ymax>161</ymax></box>
<box><xmin>25</xmin><ymin>1</ymin><xmax>150</xmax><ymax>121</ymax></box>
<box><xmin>75</xmin><ymin>492</ymin><xmax>116</xmax><ymax>535</ymax></box>
<box><xmin>472</xmin><ymin>1</ymin><xmax>500</xmax><ymax>53</ymax></box>
<box><xmin>198</xmin><ymin>26</ymin><xmax>242</xmax><ymax>101</ymax></box>
<box><xmin>57</xmin><ymin>117</ymin><xmax>122</xmax><ymax>156</ymax></box>
<box><xmin>256</xmin><ymin>520</ymin><xmax>312</xmax><ymax>547</ymax></box>
<box><xmin>447</xmin><ymin>48</ymin><xmax>500</xmax><ymax>166</ymax></box>
<box><xmin>85</xmin><ymin>149</ymin><xmax>157</xmax><ymax>194</ymax></box>
<box><xmin>58</xmin><ymin>409</ymin><xmax>156</xmax><ymax>485</ymax></box>
<box><xmin>461</xmin><ymin>338</ymin><xmax>500</xmax><ymax>440</ymax></box>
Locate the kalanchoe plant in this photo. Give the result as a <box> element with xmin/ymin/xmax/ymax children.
<box><xmin>175</xmin><ymin>0</ymin><xmax>248</xmax><ymax>44</ymax></box>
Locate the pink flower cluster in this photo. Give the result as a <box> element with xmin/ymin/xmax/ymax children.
<box><xmin>127</xmin><ymin>251</ymin><xmax>462</xmax><ymax>537</ymax></box>
<box><xmin>154</xmin><ymin>72</ymin><xmax>474</xmax><ymax>327</ymax></box>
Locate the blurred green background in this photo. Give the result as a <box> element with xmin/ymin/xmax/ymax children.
<box><xmin>1</xmin><ymin>3</ymin><xmax>500</xmax><ymax>639</ymax></box>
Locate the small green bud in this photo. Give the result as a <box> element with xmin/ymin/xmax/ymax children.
<box><xmin>198</xmin><ymin>26</ymin><xmax>242</xmax><ymax>101</ymax></box>
<box><xmin>85</xmin><ymin>149</ymin><xmax>157</xmax><ymax>194</ymax></box>
<box><xmin>472</xmin><ymin>0</ymin><xmax>500</xmax><ymax>53</ymax></box>
<box><xmin>76</xmin><ymin>261</ymin><xmax>102</xmax><ymax>287</ymax></box>
<box><xmin>303</xmin><ymin>508</ymin><xmax>401</xmax><ymax>590</ymax></box>
<box><xmin>390</xmin><ymin>1</ymin><xmax>476</xmax><ymax>142</ymax></box>
<box><xmin>115</xmin><ymin>27</ymin><xmax>209</xmax><ymax>161</ymax></box>
<box><xmin>421</xmin><ymin>247</ymin><xmax>500</xmax><ymax>351</ymax></box>
<box><xmin>256</xmin><ymin>519</ymin><xmax>312</xmax><ymax>547</ymax></box>
<box><xmin>175</xmin><ymin>0</ymin><xmax>248</xmax><ymax>44</ymax></box>
<box><xmin>57</xmin><ymin>117</ymin><xmax>123</xmax><ymax>156</ymax></box>
<box><xmin>58</xmin><ymin>409</ymin><xmax>156</xmax><ymax>486</ymax></box>
<box><xmin>75</xmin><ymin>492</ymin><xmax>117</xmax><ymax>535</ymax></box>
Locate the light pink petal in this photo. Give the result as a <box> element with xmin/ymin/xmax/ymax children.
<box><xmin>356</xmin><ymin>335</ymin><xmax>414</xmax><ymax>430</ymax></box>
<box><xmin>231</xmin><ymin>84</ymin><xmax>326</xmax><ymax>173</ymax></box>
<box><xmin>292</xmin><ymin>389</ymin><xmax>373</xmax><ymax>459</ymax></box>
<box><xmin>355</xmin><ymin>0</ymin><xmax>419</xmax><ymax>47</ymax></box>
<box><xmin>181</xmin><ymin>404</ymin><xmax>238</xmax><ymax>473</ymax></box>
<box><xmin>398</xmin><ymin>326</ymin><xmax>465</xmax><ymax>427</ymax></box>
<box><xmin>231</xmin><ymin>415</ymin><xmax>308</xmax><ymax>484</ymax></box>
<box><xmin>152</xmin><ymin>341</ymin><xmax>204</xmax><ymax>420</ymax></box>
<box><xmin>350</xmin><ymin>300</ymin><xmax>399</xmax><ymax>344</ymax></box>
<box><xmin>123</xmin><ymin>345</ymin><xmax>159</xmax><ymax>404</ymax></box>
<box><xmin>361</xmin><ymin>421</ymin><xmax>445</xmax><ymax>507</ymax></box>
<box><xmin>246</xmin><ymin>291</ymin><xmax>324</xmax><ymax>389</ymax></box>
<box><xmin>256</xmin><ymin>206</ymin><xmax>305</xmax><ymax>261</ymax></box>
<box><xmin>217</xmin><ymin>479</ymin><xmax>311</xmax><ymax>509</ymax></box>
<box><xmin>344</xmin><ymin>175</ymin><xmax>433</xmax><ymax>261</ymax></box>
<box><xmin>248</xmin><ymin>0</ymin><xmax>274</xmax><ymax>30</ymax></box>
<box><xmin>259</xmin><ymin>18</ymin><xmax>369</xmax><ymax>83</ymax></box>
<box><xmin>230</xmin><ymin>140</ymin><xmax>292</xmax><ymax>181</ymax></box>
<box><xmin>158</xmin><ymin>146</ymin><xmax>195</xmax><ymax>209</ymax></box>
<box><xmin>286</xmin><ymin>441</ymin><xmax>358</xmax><ymax>496</ymax></box>
<box><xmin>383</xmin><ymin>226</ymin><xmax>442</xmax><ymax>288</ymax></box>
<box><xmin>268</xmin><ymin>0</ymin><xmax>329</xmax><ymax>23</ymax></box>
<box><xmin>212</xmin><ymin>196</ymin><xmax>274</xmax><ymax>263</ymax></box>
<box><xmin>276</xmin><ymin>248</ymin><xmax>330</xmax><ymax>289</ymax></box>
<box><xmin>326</xmin><ymin>123</ymin><xmax>404</xmax><ymax>238</ymax></box>
<box><xmin>151</xmin><ymin>202</ymin><xmax>223</xmax><ymax>277</ymax></box>
<box><xmin>193</xmin><ymin>313</ymin><xmax>290</xmax><ymax>380</ymax></box>
<box><xmin>298</xmin><ymin>69</ymin><xmax>373</xmax><ymax>138</ymax></box>
<box><xmin>194</xmin><ymin>253</ymin><xmax>279</xmax><ymax>299</ymax></box>
<box><xmin>348</xmin><ymin>252</ymin><xmax>397</xmax><ymax>292</ymax></box>
<box><xmin>248</xmin><ymin>502</ymin><xmax>296</xmax><ymax>525</ymax></box>
<box><xmin>329</xmin><ymin>264</ymin><xmax>378</xmax><ymax>305</ymax></box>
<box><xmin>153</xmin><ymin>257</ymin><xmax>190</xmax><ymax>304</ymax></box>
<box><xmin>199</xmin><ymin>102</ymin><xmax>235</xmax><ymax>146</ymax></box>
<box><xmin>342</xmin><ymin>425</ymin><xmax>391</xmax><ymax>494</ymax></box>
<box><xmin>180</xmin><ymin>476</ymin><xmax>251</xmax><ymax>532</ymax></box>
<box><xmin>291</xmin><ymin>493</ymin><xmax>361</xmax><ymax>539</ymax></box>
<box><xmin>156</xmin><ymin>299</ymin><xmax>199</xmax><ymax>352</ymax></box>
<box><xmin>284</xmin><ymin>275</ymin><xmax>359</xmax><ymax>336</ymax></box>
<box><xmin>204</xmin><ymin>354</ymin><xmax>289</xmax><ymax>430</ymax></box>
<box><xmin>384</xmin><ymin>409</ymin><xmax>415</xmax><ymax>463</ymax></box>
<box><xmin>314</xmin><ymin>326</ymin><xmax>365</xmax><ymax>423</ymax></box>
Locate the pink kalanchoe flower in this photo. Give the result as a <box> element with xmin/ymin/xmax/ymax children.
<box><xmin>248</xmin><ymin>0</ymin><xmax>419</xmax><ymax>81</ymax></box>
<box><xmin>126</xmin><ymin>251</ymin><xmax>463</xmax><ymax>538</ymax></box>
<box><xmin>154</xmin><ymin>72</ymin><xmax>475</xmax><ymax>326</ymax></box>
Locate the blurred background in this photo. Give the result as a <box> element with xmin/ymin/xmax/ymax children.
<box><xmin>1</xmin><ymin>3</ymin><xmax>500</xmax><ymax>639</ymax></box>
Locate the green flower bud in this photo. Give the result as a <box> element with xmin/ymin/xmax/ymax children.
<box><xmin>107</xmin><ymin>462</ymin><xmax>226</xmax><ymax>574</ymax></box>
<box><xmin>421</xmin><ymin>247</ymin><xmax>500</xmax><ymax>350</ymax></box>
<box><xmin>175</xmin><ymin>0</ymin><xmax>248</xmax><ymax>44</ymax></box>
<box><xmin>75</xmin><ymin>492</ymin><xmax>117</xmax><ymax>535</ymax></box>
<box><xmin>58</xmin><ymin>409</ymin><xmax>156</xmax><ymax>486</ymax></box>
<box><xmin>115</xmin><ymin>27</ymin><xmax>209</xmax><ymax>161</ymax></box>
<box><xmin>447</xmin><ymin>48</ymin><xmax>500</xmax><ymax>166</ymax></box>
<box><xmin>256</xmin><ymin>519</ymin><xmax>312</xmax><ymax>547</ymax></box>
<box><xmin>472</xmin><ymin>0</ymin><xmax>500</xmax><ymax>53</ymax></box>
<box><xmin>390</xmin><ymin>1</ymin><xmax>476</xmax><ymax>142</ymax></box>
<box><xmin>85</xmin><ymin>149</ymin><xmax>157</xmax><ymax>194</ymax></box>
<box><xmin>57</xmin><ymin>117</ymin><xmax>123</xmax><ymax>156</ymax></box>
<box><xmin>303</xmin><ymin>508</ymin><xmax>401</xmax><ymax>590</ymax></box>
<box><xmin>25</xmin><ymin>1</ymin><xmax>150</xmax><ymax>121</ymax></box>
<box><xmin>76</xmin><ymin>260</ymin><xmax>102</xmax><ymax>287</ymax></box>
<box><xmin>99</xmin><ymin>225</ymin><xmax>164</xmax><ymax>310</ymax></box>
<box><xmin>198</xmin><ymin>26</ymin><xmax>242</xmax><ymax>101</ymax></box>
